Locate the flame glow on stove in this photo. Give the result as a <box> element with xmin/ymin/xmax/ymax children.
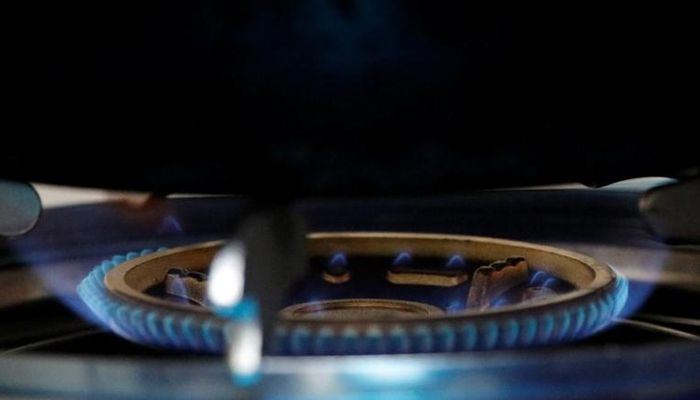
<box><xmin>353</xmin><ymin>359</ymin><xmax>428</xmax><ymax>384</ymax></box>
<box><xmin>158</xmin><ymin>215</ymin><xmax>184</xmax><ymax>235</ymax></box>
<box><xmin>207</xmin><ymin>241</ymin><xmax>246</xmax><ymax>309</ymax></box>
<box><xmin>227</xmin><ymin>319</ymin><xmax>262</xmax><ymax>386</ymax></box>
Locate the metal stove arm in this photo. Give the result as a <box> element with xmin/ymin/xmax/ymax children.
<box><xmin>207</xmin><ymin>205</ymin><xmax>307</xmax><ymax>385</ymax></box>
<box><xmin>640</xmin><ymin>178</ymin><xmax>700</xmax><ymax>244</ymax></box>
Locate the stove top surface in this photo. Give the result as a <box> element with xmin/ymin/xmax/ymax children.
<box><xmin>1</xmin><ymin>187</ymin><xmax>698</xmax><ymax>399</ymax></box>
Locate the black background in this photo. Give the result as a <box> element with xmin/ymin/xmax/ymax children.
<box><xmin>1</xmin><ymin>2</ymin><xmax>696</xmax><ymax>194</ymax></box>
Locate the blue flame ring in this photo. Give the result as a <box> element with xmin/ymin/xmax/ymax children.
<box><xmin>77</xmin><ymin>236</ymin><xmax>628</xmax><ymax>355</ymax></box>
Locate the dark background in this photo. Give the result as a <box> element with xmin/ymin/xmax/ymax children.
<box><xmin>1</xmin><ymin>2</ymin><xmax>696</xmax><ymax>194</ymax></box>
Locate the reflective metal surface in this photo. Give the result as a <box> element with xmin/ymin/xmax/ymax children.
<box><xmin>2</xmin><ymin>343</ymin><xmax>699</xmax><ymax>399</ymax></box>
<box><xmin>0</xmin><ymin>181</ymin><xmax>41</xmax><ymax>237</ymax></box>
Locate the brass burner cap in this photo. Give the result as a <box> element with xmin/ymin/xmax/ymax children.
<box><xmin>279</xmin><ymin>299</ymin><xmax>443</xmax><ymax>321</ymax></box>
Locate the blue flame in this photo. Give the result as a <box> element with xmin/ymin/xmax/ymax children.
<box><xmin>329</xmin><ymin>253</ymin><xmax>348</xmax><ymax>267</ymax></box>
<box><xmin>326</xmin><ymin>253</ymin><xmax>349</xmax><ymax>276</ymax></box>
<box><xmin>445</xmin><ymin>255</ymin><xmax>465</xmax><ymax>269</ymax></box>
<box><xmin>392</xmin><ymin>252</ymin><xmax>412</xmax><ymax>266</ymax></box>
<box><xmin>158</xmin><ymin>215</ymin><xmax>184</xmax><ymax>235</ymax></box>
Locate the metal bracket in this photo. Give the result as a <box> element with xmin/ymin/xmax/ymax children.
<box><xmin>640</xmin><ymin>179</ymin><xmax>700</xmax><ymax>244</ymax></box>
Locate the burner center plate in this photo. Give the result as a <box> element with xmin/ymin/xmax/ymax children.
<box><xmin>279</xmin><ymin>299</ymin><xmax>443</xmax><ymax>320</ymax></box>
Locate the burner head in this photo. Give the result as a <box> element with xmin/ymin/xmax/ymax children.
<box><xmin>78</xmin><ymin>233</ymin><xmax>627</xmax><ymax>355</ymax></box>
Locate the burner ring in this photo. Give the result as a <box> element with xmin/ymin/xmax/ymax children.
<box><xmin>78</xmin><ymin>233</ymin><xmax>628</xmax><ymax>355</ymax></box>
<box><xmin>279</xmin><ymin>299</ymin><xmax>444</xmax><ymax>321</ymax></box>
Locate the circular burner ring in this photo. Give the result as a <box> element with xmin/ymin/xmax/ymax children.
<box><xmin>279</xmin><ymin>299</ymin><xmax>444</xmax><ymax>321</ymax></box>
<box><xmin>78</xmin><ymin>232</ymin><xmax>628</xmax><ymax>355</ymax></box>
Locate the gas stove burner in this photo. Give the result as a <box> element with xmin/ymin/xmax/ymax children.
<box><xmin>77</xmin><ymin>233</ymin><xmax>627</xmax><ymax>355</ymax></box>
